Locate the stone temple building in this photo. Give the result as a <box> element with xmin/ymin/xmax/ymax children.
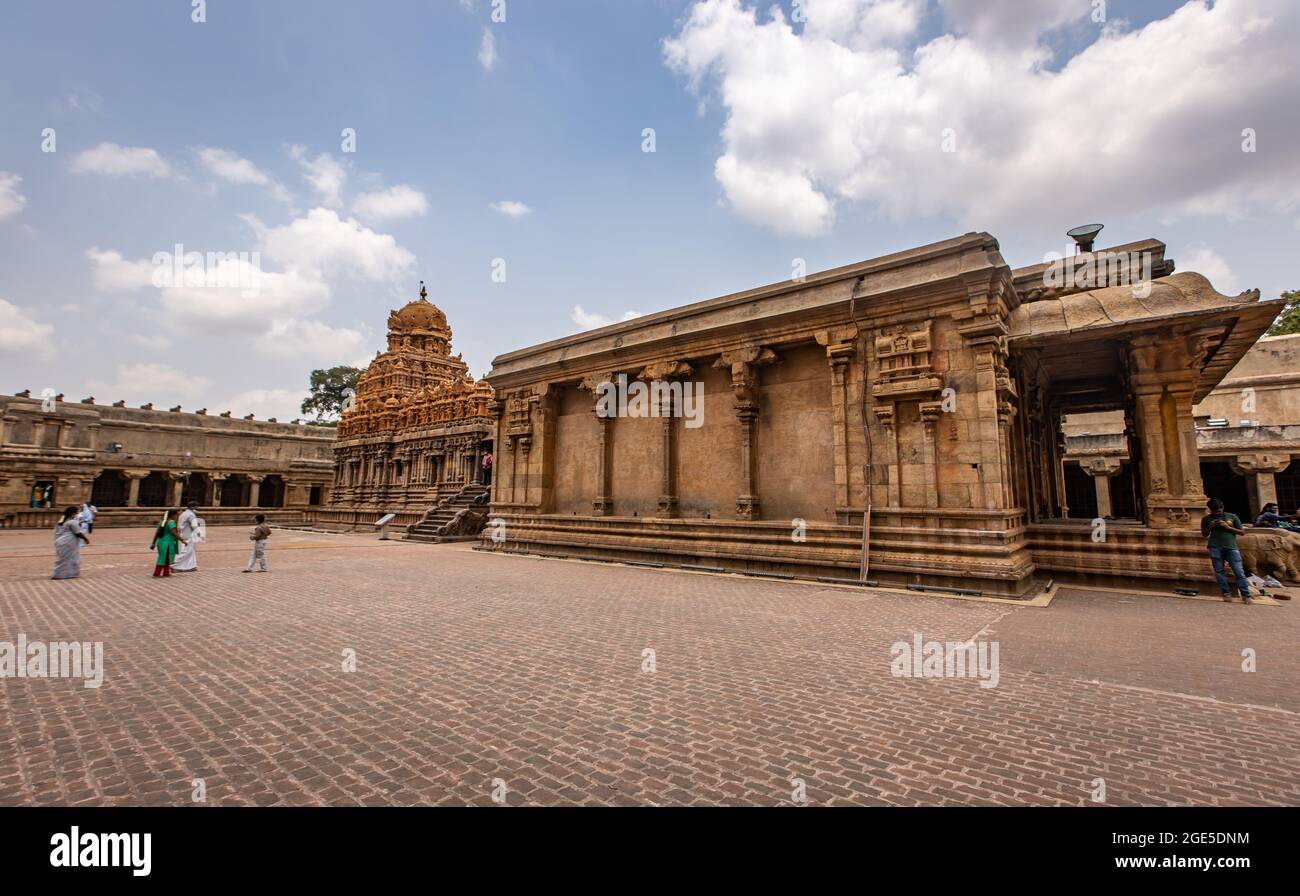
<box><xmin>308</xmin><ymin>286</ymin><xmax>494</xmax><ymax>531</ymax></box>
<box><xmin>0</xmin><ymin>395</ymin><xmax>335</xmax><ymax>529</ymax></box>
<box><xmin>478</xmin><ymin>232</ymin><xmax>1284</xmax><ymax>598</ymax></box>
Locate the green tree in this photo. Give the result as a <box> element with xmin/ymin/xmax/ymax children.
<box><xmin>301</xmin><ymin>366</ymin><xmax>362</xmax><ymax>424</ymax></box>
<box><xmin>1268</xmin><ymin>289</ymin><xmax>1300</xmax><ymax>336</ymax></box>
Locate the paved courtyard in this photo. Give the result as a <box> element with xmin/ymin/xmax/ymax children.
<box><xmin>1</xmin><ymin>524</ymin><xmax>1297</xmax><ymax>807</ymax></box>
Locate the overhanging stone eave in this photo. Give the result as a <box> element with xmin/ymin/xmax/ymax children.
<box><xmin>1007</xmin><ymin>298</ymin><xmax>1280</xmax><ymax>348</ymax></box>
<box><xmin>1008</xmin><ymin>298</ymin><xmax>1282</xmax><ymax>402</ymax></box>
<box><xmin>488</xmin><ymin>231</ymin><xmax>1008</xmax><ymax>384</ymax></box>
<box><xmin>1194</xmin><ymin>299</ymin><xmax>1283</xmax><ymax>402</ymax></box>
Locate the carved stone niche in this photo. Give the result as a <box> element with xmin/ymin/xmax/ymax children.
<box><xmin>504</xmin><ymin>388</ymin><xmax>541</xmax><ymax>451</ymax></box>
<box><xmin>871</xmin><ymin>321</ymin><xmax>944</xmax><ymax>427</ymax></box>
<box><xmin>871</xmin><ymin>321</ymin><xmax>943</xmax><ymax>402</ymax></box>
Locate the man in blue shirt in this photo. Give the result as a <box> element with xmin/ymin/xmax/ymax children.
<box><xmin>1253</xmin><ymin>502</ymin><xmax>1299</xmax><ymax>530</ymax></box>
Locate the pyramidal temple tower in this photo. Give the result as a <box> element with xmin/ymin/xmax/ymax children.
<box><xmin>317</xmin><ymin>284</ymin><xmax>494</xmax><ymax>531</ymax></box>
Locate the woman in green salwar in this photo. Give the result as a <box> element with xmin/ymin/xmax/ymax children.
<box><xmin>150</xmin><ymin>509</ymin><xmax>187</xmax><ymax>577</ymax></box>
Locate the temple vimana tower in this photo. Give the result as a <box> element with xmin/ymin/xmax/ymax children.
<box><xmin>313</xmin><ymin>284</ymin><xmax>494</xmax><ymax>533</ymax></box>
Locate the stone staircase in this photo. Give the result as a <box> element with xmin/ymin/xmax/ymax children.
<box><xmin>404</xmin><ymin>483</ymin><xmax>490</xmax><ymax>543</ymax></box>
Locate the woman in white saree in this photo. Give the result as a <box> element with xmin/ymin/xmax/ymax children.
<box><xmin>52</xmin><ymin>506</ymin><xmax>89</xmax><ymax>579</ymax></box>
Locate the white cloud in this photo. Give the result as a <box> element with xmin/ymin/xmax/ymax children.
<box><xmin>88</xmin><ymin>207</ymin><xmax>412</xmax><ymax>343</ymax></box>
<box><xmin>352</xmin><ymin>185</ymin><xmax>430</xmax><ymax>223</ymax></box>
<box><xmin>85</xmin><ymin>248</ymin><xmax>156</xmax><ymax>291</ymax></box>
<box><xmin>254</xmin><ymin>318</ymin><xmax>369</xmax><ymax>361</ymax></box>
<box><xmin>131</xmin><ymin>332</ymin><xmax>173</xmax><ymax>351</ymax></box>
<box><xmin>571</xmin><ymin>306</ymin><xmax>642</xmax><ymax>330</ymax></box>
<box><xmin>0</xmin><ymin>172</ymin><xmax>26</xmax><ymax>220</ymax></box>
<box><xmin>70</xmin><ymin>142</ymin><xmax>172</xmax><ymax>178</ymax></box>
<box><xmin>85</xmin><ymin>363</ymin><xmax>209</xmax><ymax>408</ymax></box>
<box><xmin>86</xmin><ymin>246</ymin><xmax>331</xmax><ymax>334</ymax></box>
<box><xmin>252</xmin><ymin>208</ymin><xmax>416</xmax><ymax>281</ymax></box>
<box><xmin>479</xmin><ymin>27</ymin><xmax>498</xmax><ymax>71</ymax></box>
<box><xmin>222</xmin><ymin>388</ymin><xmax>312</xmax><ymax>422</ymax></box>
<box><xmin>664</xmin><ymin>0</ymin><xmax>1300</xmax><ymax>237</ymax></box>
<box><xmin>0</xmin><ymin>298</ymin><xmax>54</xmax><ymax>357</ymax></box>
<box><xmin>936</xmin><ymin>0</ymin><xmax>1088</xmax><ymax>46</ymax></box>
<box><xmin>1178</xmin><ymin>245</ymin><xmax>1240</xmax><ymax>295</ymax></box>
<box><xmin>490</xmin><ymin>200</ymin><xmax>533</xmax><ymax>219</ymax></box>
<box><xmin>196</xmin><ymin>147</ymin><xmax>290</xmax><ymax>202</ymax></box>
<box><xmin>288</xmin><ymin>145</ymin><xmax>346</xmax><ymax>207</ymax></box>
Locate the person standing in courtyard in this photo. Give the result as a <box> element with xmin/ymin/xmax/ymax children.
<box><xmin>78</xmin><ymin>501</ymin><xmax>97</xmax><ymax>534</ymax></box>
<box><xmin>481</xmin><ymin>450</ymin><xmax>493</xmax><ymax>487</ymax></box>
<box><xmin>243</xmin><ymin>514</ymin><xmax>271</xmax><ymax>573</ymax></box>
<box><xmin>52</xmin><ymin>506</ymin><xmax>90</xmax><ymax>580</ymax></box>
<box><xmin>1201</xmin><ymin>497</ymin><xmax>1252</xmax><ymax>604</ymax></box>
<box><xmin>150</xmin><ymin>509</ymin><xmax>186</xmax><ymax>578</ymax></box>
<box><xmin>173</xmin><ymin>502</ymin><xmax>201</xmax><ymax>572</ymax></box>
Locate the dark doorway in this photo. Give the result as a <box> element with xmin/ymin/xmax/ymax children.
<box><xmin>137</xmin><ymin>471</ymin><xmax>169</xmax><ymax>507</ymax></box>
<box><xmin>30</xmin><ymin>480</ymin><xmax>55</xmax><ymax>508</ymax></box>
<box><xmin>90</xmin><ymin>471</ymin><xmax>128</xmax><ymax>507</ymax></box>
<box><xmin>1110</xmin><ymin>463</ymin><xmax>1138</xmax><ymax>519</ymax></box>
<box><xmin>308</xmin><ymin>485</ymin><xmax>322</xmax><ymax>506</ymax></box>
<box><xmin>1063</xmin><ymin>463</ymin><xmax>1099</xmax><ymax>519</ymax></box>
<box><xmin>218</xmin><ymin>475</ymin><xmax>247</xmax><ymax>507</ymax></box>
<box><xmin>181</xmin><ymin>473</ymin><xmax>208</xmax><ymax>507</ymax></box>
<box><xmin>1201</xmin><ymin>462</ymin><xmax>1250</xmax><ymax>520</ymax></box>
<box><xmin>258</xmin><ymin>475</ymin><xmax>285</xmax><ymax>508</ymax></box>
<box><xmin>1276</xmin><ymin>461</ymin><xmax>1300</xmax><ymax>514</ymax></box>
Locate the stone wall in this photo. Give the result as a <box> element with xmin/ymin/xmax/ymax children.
<box><xmin>0</xmin><ymin>394</ymin><xmax>335</xmax><ymax>527</ymax></box>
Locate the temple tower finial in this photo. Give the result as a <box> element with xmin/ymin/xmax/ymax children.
<box><xmin>419</xmin><ymin>281</ymin><xmax>428</xmax><ymax>301</ymax></box>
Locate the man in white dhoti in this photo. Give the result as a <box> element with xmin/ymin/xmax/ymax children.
<box><xmin>173</xmin><ymin>502</ymin><xmax>201</xmax><ymax>572</ymax></box>
<box><xmin>79</xmin><ymin>502</ymin><xmax>97</xmax><ymax>533</ymax></box>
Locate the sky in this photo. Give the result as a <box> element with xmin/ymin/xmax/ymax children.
<box><xmin>1</xmin><ymin>0</ymin><xmax>1298</xmax><ymax>421</ymax></box>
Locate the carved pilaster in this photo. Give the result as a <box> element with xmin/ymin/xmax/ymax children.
<box><xmin>816</xmin><ymin>326</ymin><xmax>859</xmax><ymax>511</ymax></box>
<box><xmin>579</xmin><ymin>373</ymin><xmax>618</xmax><ymax>515</ymax></box>
<box><xmin>638</xmin><ymin>361</ymin><xmax>694</xmax><ymax>519</ymax></box>
<box><xmin>714</xmin><ymin>347</ymin><xmax>778</xmax><ymax>520</ymax></box>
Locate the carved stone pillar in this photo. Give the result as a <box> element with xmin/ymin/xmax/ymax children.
<box><xmin>168</xmin><ymin>472</ymin><xmax>186</xmax><ymax>506</ymax></box>
<box><xmin>248</xmin><ymin>475</ymin><xmax>265</xmax><ymax>508</ymax></box>
<box><xmin>124</xmin><ymin>470</ymin><xmax>149</xmax><ymax>507</ymax></box>
<box><xmin>1231</xmin><ymin>454</ymin><xmax>1292</xmax><ymax>510</ymax></box>
<box><xmin>1052</xmin><ymin>413</ymin><xmax>1069</xmax><ymax>518</ymax></box>
<box><xmin>715</xmin><ymin>347</ymin><xmax>778</xmax><ymax>520</ymax></box>
<box><xmin>1081</xmin><ymin>457</ymin><xmax>1123</xmax><ymax>519</ymax></box>
<box><xmin>1129</xmin><ymin>331</ymin><xmax>1211</xmax><ymax>528</ymax></box>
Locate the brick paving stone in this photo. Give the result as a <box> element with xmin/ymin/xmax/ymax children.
<box><xmin>1</xmin><ymin>525</ymin><xmax>1298</xmax><ymax>806</ymax></box>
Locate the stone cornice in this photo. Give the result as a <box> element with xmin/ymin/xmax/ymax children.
<box><xmin>486</xmin><ymin>232</ymin><xmax>1008</xmax><ymax>388</ymax></box>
